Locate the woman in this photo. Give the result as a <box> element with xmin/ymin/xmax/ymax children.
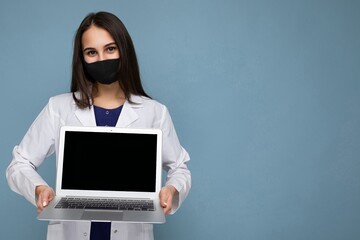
<box><xmin>6</xmin><ymin>11</ymin><xmax>191</xmax><ymax>240</ymax></box>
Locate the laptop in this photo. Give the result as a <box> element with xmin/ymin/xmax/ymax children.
<box><xmin>37</xmin><ymin>126</ymin><xmax>165</xmax><ymax>223</ymax></box>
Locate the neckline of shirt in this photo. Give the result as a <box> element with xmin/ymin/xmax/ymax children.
<box><xmin>93</xmin><ymin>105</ymin><xmax>123</xmax><ymax>111</ymax></box>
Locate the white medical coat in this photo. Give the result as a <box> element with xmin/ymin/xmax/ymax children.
<box><xmin>6</xmin><ymin>93</ymin><xmax>191</xmax><ymax>240</ymax></box>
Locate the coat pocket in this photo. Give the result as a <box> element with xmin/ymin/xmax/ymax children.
<box><xmin>46</xmin><ymin>221</ymin><xmax>91</xmax><ymax>240</ymax></box>
<box><xmin>46</xmin><ymin>221</ymin><xmax>64</xmax><ymax>240</ymax></box>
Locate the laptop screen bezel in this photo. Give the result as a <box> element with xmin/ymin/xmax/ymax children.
<box><xmin>55</xmin><ymin>126</ymin><xmax>162</xmax><ymax>198</ymax></box>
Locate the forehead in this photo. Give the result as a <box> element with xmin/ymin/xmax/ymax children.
<box><xmin>82</xmin><ymin>25</ymin><xmax>115</xmax><ymax>49</ymax></box>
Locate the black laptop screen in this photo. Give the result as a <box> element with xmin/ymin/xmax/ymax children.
<box><xmin>61</xmin><ymin>131</ymin><xmax>157</xmax><ymax>192</ymax></box>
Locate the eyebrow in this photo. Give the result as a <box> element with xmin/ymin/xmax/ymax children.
<box><xmin>83</xmin><ymin>42</ymin><xmax>117</xmax><ymax>53</ymax></box>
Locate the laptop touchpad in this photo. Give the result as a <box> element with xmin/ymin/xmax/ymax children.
<box><xmin>81</xmin><ymin>211</ymin><xmax>124</xmax><ymax>221</ymax></box>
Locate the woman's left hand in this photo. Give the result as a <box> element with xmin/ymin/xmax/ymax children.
<box><xmin>159</xmin><ymin>185</ymin><xmax>178</xmax><ymax>214</ymax></box>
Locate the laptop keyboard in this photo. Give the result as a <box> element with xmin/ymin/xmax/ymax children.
<box><xmin>55</xmin><ymin>197</ymin><xmax>155</xmax><ymax>211</ymax></box>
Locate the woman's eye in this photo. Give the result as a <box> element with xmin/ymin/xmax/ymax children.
<box><xmin>107</xmin><ymin>46</ymin><xmax>117</xmax><ymax>52</ymax></box>
<box><xmin>87</xmin><ymin>50</ymin><xmax>97</xmax><ymax>56</ymax></box>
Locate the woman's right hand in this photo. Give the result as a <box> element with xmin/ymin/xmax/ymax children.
<box><xmin>35</xmin><ymin>185</ymin><xmax>55</xmax><ymax>213</ymax></box>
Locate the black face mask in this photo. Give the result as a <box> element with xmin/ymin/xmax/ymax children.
<box><xmin>84</xmin><ymin>58</ymin><xmax>120</xmax><ymax>85</ymax></box>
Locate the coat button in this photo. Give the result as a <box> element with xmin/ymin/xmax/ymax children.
<box><xmin>114</xmin><ymin>230</ymin><xmax>118</xmax><ymax>234</ymax></box>
<box><xmin>83</xmin><ymin>232</ymin><xmax>88</xmax><ymax>237</ymax></box>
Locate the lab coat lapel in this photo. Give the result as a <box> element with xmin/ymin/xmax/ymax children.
<box><xmin>116</xmin><ymin>95</ymin><xmax>143</xmax><ymax>127</ymax></box>
<box><xmin>74</xmin><ymin>106</ymin><xmax>97</xmax><ymax>126</ymax></box>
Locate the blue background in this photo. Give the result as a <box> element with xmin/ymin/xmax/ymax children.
<box><xmin>1</xmin><ymin>0</ymin><xmax>360</xmax><ymax>239</ymax></box>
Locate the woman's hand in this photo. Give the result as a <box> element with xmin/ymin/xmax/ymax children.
<box><xmin>159</xmin><ymin>185</ymin><xmax>178</xmax><ymax>214</ymax></box>
<box><xmin>35</xmin><ymin>185</ymin><xmax>55</xmax><ymax>213</ymax></box>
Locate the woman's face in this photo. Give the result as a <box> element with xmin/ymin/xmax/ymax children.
<box><xmin>82</xmin><ymin>25</ymin><xmax>120</xmax><ymax>63</ymax></box>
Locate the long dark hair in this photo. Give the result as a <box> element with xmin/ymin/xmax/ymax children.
<box><xmin>71</xmin><ymin>11</ymin><xmax>150</xmax><ymax>109</ymax></box>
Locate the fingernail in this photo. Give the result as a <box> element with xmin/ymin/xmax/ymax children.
<box><xmin>42</xmin><ymin>201</ymin><xmax>47</xmax><ymax>207</ymax></box>
<box><xmin>163</xmin><ymin>202</ymin><xmax>168</xmax><ymax>207</ymax></box>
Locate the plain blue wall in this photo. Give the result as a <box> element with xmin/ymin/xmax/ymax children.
<box><xmin>1</xmin><ymin>0</ymin><xmax>360</xmax><ymax>239</ymax></box>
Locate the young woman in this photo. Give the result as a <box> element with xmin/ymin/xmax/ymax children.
<box><xmin>6</xmin><ymin>12</ymin><xmax>191</xmax><ymax>240</ymax></box>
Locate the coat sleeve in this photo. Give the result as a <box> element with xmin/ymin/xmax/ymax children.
<box><xmin>6</xmin><ymin>99</ymin><xmax>56</xmax><ymax>206</ymax></box>
<box><xmin>159</xmin><ymin>106</ymin><xmax>191</xmax><ymax>214</ymax></box>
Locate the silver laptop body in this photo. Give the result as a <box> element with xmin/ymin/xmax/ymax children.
<box><xmin>38</xmin><ymin>126</ymin><xmax>165</xmax><ymax>223</ymax></box>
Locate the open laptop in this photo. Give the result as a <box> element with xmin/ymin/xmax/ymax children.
<box><xmin>37</xmin><ymin>126</ymin><xmax>165</xmax><ymax>223</ymax></box>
